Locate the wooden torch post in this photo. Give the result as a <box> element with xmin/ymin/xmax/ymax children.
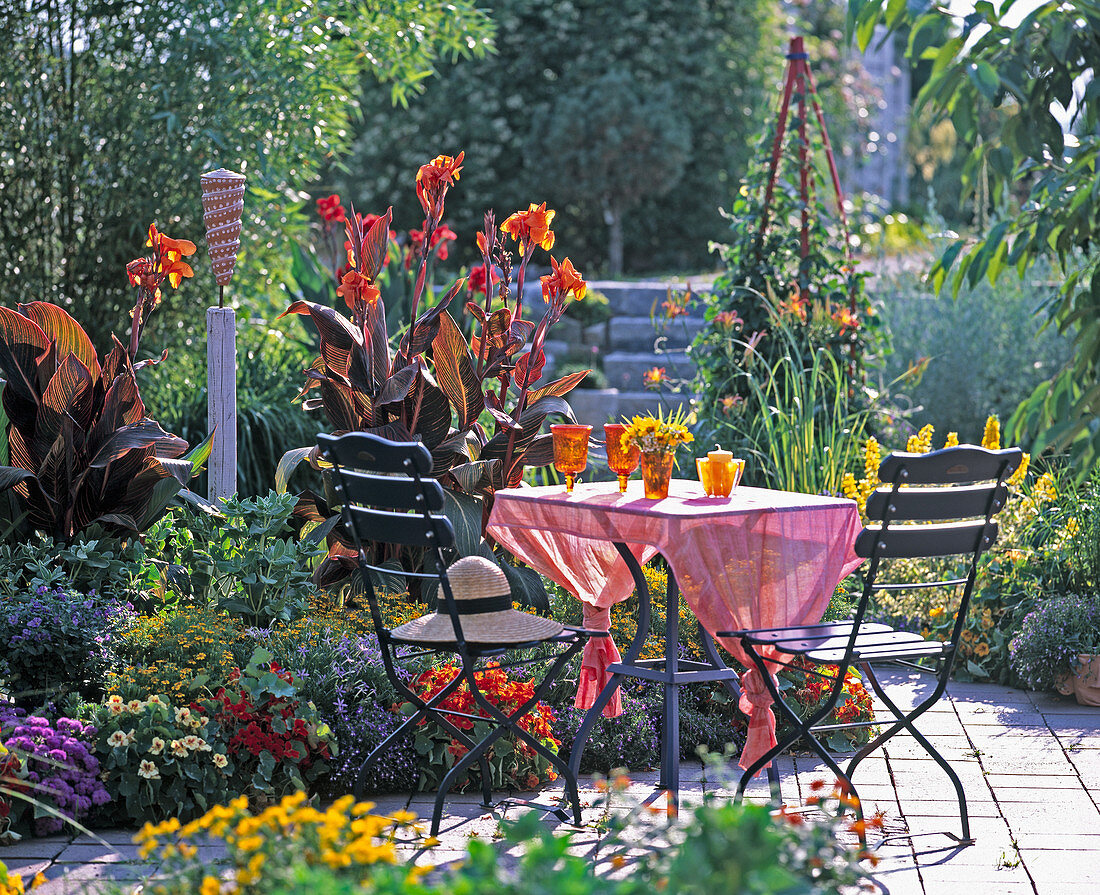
<box><xmin>200</xmin><ymin>168</ymin><xmax>246</xmax><ymax>503</ymax></box>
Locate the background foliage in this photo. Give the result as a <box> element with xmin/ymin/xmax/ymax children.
<box><xmin>0</xmin><ymin>0</ymin><xmax>493</xmax><ymax>348</ymax></box>
<box><xmin>330</xmin><ymin>0</ymin><xmax>783</xmax><ymax>276</ymax></box>
<box><xmin>850</xmin><ymin>0</ymin><xmax>1100</xmax><ymax>474</ymax></box>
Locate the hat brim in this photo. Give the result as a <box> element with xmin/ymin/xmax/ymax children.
<box><xmin>391</xmin><ymin>608</ymin><xmax>564</xmax><ymax>646</ymax></box>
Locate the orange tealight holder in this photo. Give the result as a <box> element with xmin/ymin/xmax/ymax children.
<box><xmin>551</xmin><ymin>424</ymin><xmax>592</xmax><ymax>493</ymax></box>
<box><xmin>604</xmin><ymin>423</ymin><xmax>639</xmax><ymax>493</ymax></box>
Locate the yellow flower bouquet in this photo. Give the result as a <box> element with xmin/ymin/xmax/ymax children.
<box><xmin>619</xmin><ymin>407</ymin><xmax>694</xmax><ymax>456</ymax></box>
<box><xmin>619</xmin><ymin>407</ymin><xmax>693</xmax><ymax>499</ymax></box>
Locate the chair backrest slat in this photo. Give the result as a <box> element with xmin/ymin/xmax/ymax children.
<box><xmin>877</xmin><ymin>445</ymin><xmax>1022</xmax><ymax>486</ymax></box>
<box><xmin>865</xmin><ymin>483</ymin><xmax>1008</xmax><ymax>522</ymax></box>
<box><xmin>855</xmin><ymin>521</ymin><xmax>998</xmax><ymax>559</ymax></box>
<box><xmin>318</xmin><ymin>431</ymin><xmax>433</xmax><ymax>475</ymax></box>
<box><xmin>345</xmin><ymin>505</ymin><xmax>455</xmax><ymax>550</ymax></box>
<box><xmin>336</xmin><ymin>468</ymin><xmax>445</xmax><ymax>512</ymax></box>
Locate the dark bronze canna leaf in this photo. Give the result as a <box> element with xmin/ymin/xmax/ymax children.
<box><xmin>18</xmin><ymin>302</ymin><xmax>101</xmax><ymax>380</ymax></box>
<box><xmin>432</xmin><ymin>311</ymin><xmax>483</xmax><ymax>429</ymax></box>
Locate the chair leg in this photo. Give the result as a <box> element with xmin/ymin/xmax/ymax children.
<box><xmin>733</xmin><ymin>653</ymin><xmax>866</xmax><ymax>845</ymax></box>
<box><xmin>464</xmin><ymin>641</ymin><xmax>588</xmax><ymax>826</ymax></box>
<box><xmin>859</xmin><ymin>663</ymin><xmax>973</xmax><ymax>844</ymax></box>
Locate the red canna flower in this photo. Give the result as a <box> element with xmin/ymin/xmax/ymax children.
<box><xmin>501</xmin><ymin>202</ymin><xmax>556</xmax><ymax>253</ymax></box>
<box><xmin>336</xmin><ymin>269</ymin><xmax>381</xmax><ymax>310</ymax></box>
<box><xmin>316</xmin><ymin>193</ymin><xmax>346</xmax><ymax>223</ymax></box>
<box><xmin>467</xmin><ymin>263</ymin><xmax>500</xmax><ymax>296</ymax></box>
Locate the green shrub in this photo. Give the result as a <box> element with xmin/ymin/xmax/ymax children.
<box><xmin>876</xmin><ymin>258</ymin><xmax>1073</xmax><ymax>440</ymax></box>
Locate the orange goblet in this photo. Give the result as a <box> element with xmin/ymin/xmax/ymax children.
<box><xmin>604</xmin><ymin>423</ymin><xmax>639</xmax><ymax>493</ymax></box>
<box><xmin>551</xmin><ymin>424</ymin><xmax>592</xmax><ymax>493</ymax></box>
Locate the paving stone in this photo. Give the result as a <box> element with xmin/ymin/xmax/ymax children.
<box><xmin>0</xmin><ymin>837</ymin><xmax>70</xmax><ymax>859</ymax></box>
<box><xmin>1022</xmin><ymin>850</ymin><xmax>1100</xmax><ymax>882</ymax></box>
<box><xmin>868</xmin><ymin>866</ymin><xmax>926</xmax><ymax>895</ymax></box>
<box><xmin>1012</xmin><ymin>831</ymin><xmax>1100</xmax><ymax>850</ymax></box>
<box><xmin>999</xmin><ymin>800</ymin><xmax>1100</xmax><ymax>834</ymax></box>
<box><xmin>54</xmin><ymin>843</ymin><xmax>143</xmax><ymax>863</ymax></box>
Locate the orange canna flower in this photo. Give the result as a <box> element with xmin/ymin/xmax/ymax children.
<box><xmin>336</xmin><ymin>268</ymin><xmax>381</xmax><ymax>310</ymax></box>
<box><xmin>416</xmin><ymin>151</ymin><xmax>464</xmax><ymax>218</ymax></box>
<box><xmin>643</xmin><ymin>367</ymin><xmax>666</xmax><ymax>389</ymax></box>
<box><xmin>540</xmin><ymin>256</ymin><xmax>586</xmax><ymax>301</ymax></box>
<box><xmin>501</xmin><ymin>202</ymin><xmax>556</xmax><ymax>253</ymax></box>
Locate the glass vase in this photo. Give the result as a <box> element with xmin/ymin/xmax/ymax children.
<box><xmin>639</xmin><ymin>451</ymin><xmax>674</xmax><ymax>499</ymax></box>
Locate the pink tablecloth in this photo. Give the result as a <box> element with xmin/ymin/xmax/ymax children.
<box><xmin>486</xmin><ymin>478</ymin><xmax>863</xmax><ymax>773</ymax></box>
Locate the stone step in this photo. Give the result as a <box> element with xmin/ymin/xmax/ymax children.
<box><xmin>591</xmin><ymin>316</ymin><xmax>706</xmax><ymax>352</ymax></box>
<box><xmin>525</xmin><ymin>279</ymin><xmax>710</xmax><ymax>318</ymax></box>
<box><xmin>615</xmin><ymin>390</ymin><xmax>695</xmax><ymax>423</ymax></box>
<box><xmin>603</xmin><ymin>350</ymin><xmax>693</xmax><ymax>393</ymax></box>
<box><xmin>562</xmin><ymin>388</ymin><xmax>697</xmax><ymax>428</ymax></box>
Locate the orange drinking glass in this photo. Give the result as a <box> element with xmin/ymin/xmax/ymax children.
<box><xmin>551</xmin><ymin>424</ymin><xmax>592</xmax><ymax>493</ymax></box>
<box><xmin>604</xmin><ymin>423</ymin><xmax>639</xmax><ymax>493</ymax></box>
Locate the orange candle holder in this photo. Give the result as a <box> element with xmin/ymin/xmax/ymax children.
<box><xmin>696</xmin><ymin>456</ymin><xmax>745</xmax><ymax>497</ymax></box>
<box><xmin>604</xmin><ymin>423</ymin><xmax>639</xmax><ymax>493</ymax></box>
<box><xmin>551</xmin><ymin>424</ymin><xmax>592</xmax><ymax>493</ymax></box>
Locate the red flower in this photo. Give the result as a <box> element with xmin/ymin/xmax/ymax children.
<box><xmin>316</xmin><ymin>194</ymin><xmax>346</xmax><ymax>223</ymax></box>
<box><xmin>467</xmin><ymin>263</ymin><xmax>500</xmax><ymax>296</ymax></box>
<box><xmin>416</xmin><ymin>152</ymin><xmax>465</xmax><ymax>219</ymax></box>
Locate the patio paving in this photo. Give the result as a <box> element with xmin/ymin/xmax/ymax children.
<box><xmin>3</xmin><ymin>669</ymin><xmax>1098</xmax><ymax>894</ymax></box>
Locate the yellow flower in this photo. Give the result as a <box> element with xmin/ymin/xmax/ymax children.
<box><xmin>981</xmin><ymin>414</ymin><xmax>1000</xmax><ymax>450</ymax></box>
<box><xmin>1007</xmin><ymin>452</ymin><xmax>1030</xmax><ymax>488</ymax></box>
<box><xmin>1032</xmin><ymin>472</ymin><xmax>1057</xmax><ymax>504</ymax></box>
<box><xmin>212</xmin><ymin>753</ymin><xmax>228</xmax><ymax>769</ymax></box>
<box><xmin>944</xmin><ymin>431</ymin><xmax>959</xmax><ymax>448</ymax></box>
<box><xmin>149</xmin><ymin>738</ymin><xmax>165</xmax><ymax>755</ymax></box>
<box><xmin>974</xmin><ymin>642</ymin><xmax>990</xmax><ymax>658</ymax></box>
<box><xmin>200</xmin><ymin>876</ymin><xmax>221</xmax><ymax>895</ymax></box>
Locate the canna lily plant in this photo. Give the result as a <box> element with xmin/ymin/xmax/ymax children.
<box><xmin>278</xmin><ymin>153</ymin><xmax>590</xmax><ymax>595</ymax></box>
<box><xmin>0</xmin><ymin>225</ymin><xmax>212</xmax><ymax>541</ymax></box>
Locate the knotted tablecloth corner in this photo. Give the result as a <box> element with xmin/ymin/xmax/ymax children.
<box><xmin>576</xmin><ymin>605</ymin><xmax>623</xmax><ymax>717</ymax></box>
<box><xmin>737</xmin><ymin>666</ymin><xmax>779</xmax><ymax>771</ymax></box>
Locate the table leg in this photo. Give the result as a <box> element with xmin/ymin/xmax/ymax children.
<box><xmin>662</xmin><ymin>569</ymin><xmax>679</xmax><ymax>810</ymax></box>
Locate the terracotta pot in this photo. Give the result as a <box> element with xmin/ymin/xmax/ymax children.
<box><xmin>639</xmin><ymin>451</ymin><xmax>674</xmax><ymax>499</ymax></box>
<box><xmin>1055</xmin><ymin>654</ymin><xmax>1100</xmax><ymax>706</ymax></box>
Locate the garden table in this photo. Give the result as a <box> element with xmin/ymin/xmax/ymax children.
<box><xmin>486</xmin><ymin>479</ymin><xmax>863</xmax><ymax>806</ymax></box>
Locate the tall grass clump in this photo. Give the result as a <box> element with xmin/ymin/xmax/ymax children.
<box><xmin>696</xmin><ymin>302</ymin><xmax>874</xmax><ymax>495</ymax></box>
<box><xmin>877</xmin><ymin>257</ymin><xmax>1073</xmax><ymax>440</ymax></box>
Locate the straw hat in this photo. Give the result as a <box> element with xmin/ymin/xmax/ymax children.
<box><xmin>391</xmin><ymin>556</ymin><xmax>564</xmax><ymax>645</ymax></box>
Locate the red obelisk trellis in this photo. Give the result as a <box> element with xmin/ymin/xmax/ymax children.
<box><xmin>758</xmin><ymin>36</ymin><xmax>855</xmax><ymax>317</ymax></box>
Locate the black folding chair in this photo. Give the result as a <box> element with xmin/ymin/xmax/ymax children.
<box><xmin>719</xmin><ymin>444</ymin><xmax>1023</xmax><ymax>845</ymax></box>
<box><xmin>318</xmin><ymin>431</ymin><xmax>597</xmax><ymax>835</ymax></box>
